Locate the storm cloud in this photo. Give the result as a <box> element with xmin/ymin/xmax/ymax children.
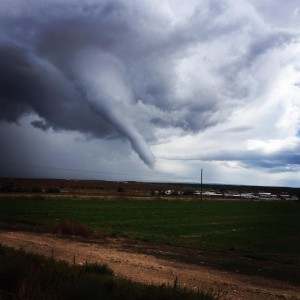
<box><xmin>0</xmin><ymin>0</ymin><xmax>300</xmax><ymax>185</ymax></box>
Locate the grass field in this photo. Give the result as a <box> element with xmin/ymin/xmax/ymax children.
<box><xmin>0</xmin><ymin>198</ymin><xmax>299</xmax><ymax>264</ymax></box>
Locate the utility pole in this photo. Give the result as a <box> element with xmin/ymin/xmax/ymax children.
<box><xmin>201</xmin><ymin>168</ymin><xmax>203</xmax><ymax>201</ymax></box>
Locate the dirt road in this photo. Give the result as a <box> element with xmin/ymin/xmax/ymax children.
<box><xmin>0</xmin><ymin>230</ymin><xmax>299</xmax><ymax>300</ymax></box>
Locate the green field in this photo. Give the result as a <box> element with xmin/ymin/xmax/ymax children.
<box><xmin>1</xmin><ymin>198</ymin><xmax>300</xmax><ymax>264</ymax></box>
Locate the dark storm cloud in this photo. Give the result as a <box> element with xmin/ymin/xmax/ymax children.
<box><xmin>0</xmin><ymin>44</ymin><xmax>117</xmax><ymax>138</ymax></box>
<box><xmin>0</xmin><ymin>0</ymin><xmax>299</xmax><ymax>171</ymax></box>
<box><xmin>30</xmin><ymin>120</ymin><xmax>51</xmax><ymax>131</ymax></box>
<box><xmin>0</xmin><ymin>0</ymin><xmax>159</xmax><ymax>167</ymax></box>
<box><xmin>240</xmin><ymin>153</ymin><xmax>300</xmax><ymax>173</ymax></box>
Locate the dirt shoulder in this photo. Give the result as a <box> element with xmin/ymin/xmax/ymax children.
<box><xmin>0</xmin><ymin>229</ymin><xmax>299</xmax><ymax>300</ymax></box>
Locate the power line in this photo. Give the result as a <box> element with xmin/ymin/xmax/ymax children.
<box><xmin>0</xmin><ymin>161</ymin><xmax>234</xmax><ymax>185</ymax></box>
<box><xmin>0</xmin><ymin>162</ymin><xmax>195</xmax><ymax>181</ymax></box>
<box><xmin>0</xmin><ymin>162</ymin><xmax>129</xmax><ymax>176</ymax></box>
<box><xmin>202</xmin><ymin>177</ymin><xmax>231</xmax><ymax>185</ymax></box>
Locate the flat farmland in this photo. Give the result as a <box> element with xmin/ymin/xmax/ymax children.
<box><xmin>1</xmin><ymin>198</ymin><xmax>299</xmax><ymax>265</ymax></box>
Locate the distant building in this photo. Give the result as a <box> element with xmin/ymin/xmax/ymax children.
<box><xmin>164</xmin><ymin>190</ymin><xmax>174</xmax><ymax>195</ymax></box>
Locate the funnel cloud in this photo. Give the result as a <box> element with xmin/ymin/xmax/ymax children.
<box><xmin>0</xmin><ymin>0</ymin><xmax>300</xmax><ymax>185</ymax></box>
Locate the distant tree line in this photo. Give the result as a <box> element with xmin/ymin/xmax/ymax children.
<box><xmin>0</xmin><ymin>181</ymin><xmax>60</xmax><ymax>193</ymax></box>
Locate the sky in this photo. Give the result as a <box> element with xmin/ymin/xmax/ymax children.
<box><xmin>0</xmin><ymin>0</ymin><xmax>300</xmax><ymax>187</ymax></box>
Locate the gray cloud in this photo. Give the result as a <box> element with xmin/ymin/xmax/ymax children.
<box><xmin>0</xmin><ymin>0</ymin><xmax>299</xmax><ymax>177</ymax></box>
<box><xmin>159</xmin><ymin>148</ymin><xmax>300</xmax><ymax>173</ymax></box>
<box><xmin>0</xmin><ymin>43</ymin><xmax>117</xmax><ymax>138</ymax></box>
<box><xmin>31</xmin><ymin>120</ymin><xmax>51</xmax><ymax>131</ymax></box>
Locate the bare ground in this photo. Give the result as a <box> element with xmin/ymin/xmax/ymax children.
<box><xmin>0</xmin><ymin>230</ymin><xmax>299</xmax><ymax>300</ymax></box>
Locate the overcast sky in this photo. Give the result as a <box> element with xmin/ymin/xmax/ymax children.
<box><xmin>0</xmin><ymin>0</ymin><xmax>300</xmax><ymax>187</ymax></box>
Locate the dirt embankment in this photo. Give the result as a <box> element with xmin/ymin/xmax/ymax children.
<box><xmin>0</xmin><ymin>230</ymin><xmax>299</xmax><ymax>300</ymax></box>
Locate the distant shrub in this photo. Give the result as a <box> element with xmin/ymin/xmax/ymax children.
<box><xmin>0</xmin><ymin>181</ymin><xmax>15</xmax><ymax>192</ymax></box>
<box><xmin>52</xmin><ymin>220</ymin><xmax>95</xmax><ymax>238</ymax></box>
<box><xmin>151</xmin><ymin>190</ymin><xmax>158</xmax><ymax>196</ymax></box>
<box><xmin>1</xmin><ymin>185</ymin><xmax>12</xmax><ymax>192</ymax></box>
<box><xmin>0</xmin><ymin>183</ymin><xmax>30</xmax><ymax>193</ymax></box>
<box><xmin>117</xmin><ymin>187</ymin><xmax>124</xmax><ymax>193</ymax></box>
<box><xmin>45</xmin><ymin>186</ymin><xmax>61</xmax><ymax>193</ymax></box>
<box><xmin>30</xmin><ymin>185</ymin><xmax>43</xmax><ymax>193</ymax></box>
<box><xmin>12</xmin><ymin>186</ymin><xmax>29</xmax><ymax>193</ymax></box>
<box><xmin>83</xmin><ymin>262</ymin><xmax>114</xmax><ymax>276</ymax></box>
<box><xmin>183</xmin><ymin>189</ymin><xmax>195</xmax><ymax>195</ymax></box>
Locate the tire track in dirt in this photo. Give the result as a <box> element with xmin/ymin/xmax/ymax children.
<box><xmin>0</xmin><ymin>230</ymin><xmax>299</xmax><ymax>300</ymax></box>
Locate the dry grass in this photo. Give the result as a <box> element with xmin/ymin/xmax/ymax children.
<box><xmin>0</xmin><ymin>244</ymin><xmax>218</xmax><ymax>300</ymax></box>
<box><xmin>51</xmin><ymin>220</ymin><xmax>98</xmax><ymax>238</ymax></box>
